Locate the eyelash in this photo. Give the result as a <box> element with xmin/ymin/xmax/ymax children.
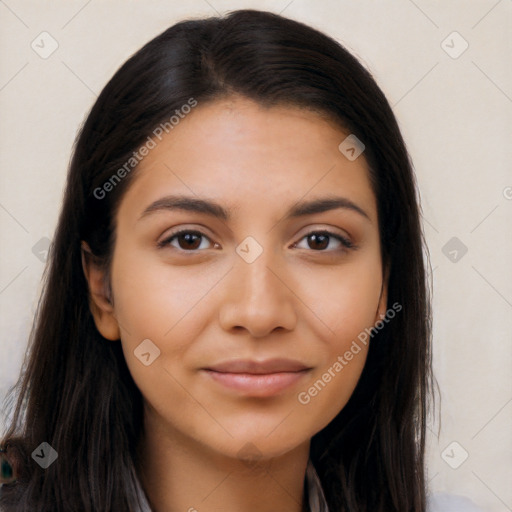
<box><xmin>157</xmin><ymin>228</ymin><xmax>355</xmax><ymax>254</ymax></box>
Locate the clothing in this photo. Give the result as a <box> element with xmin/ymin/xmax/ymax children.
<box><xmin>427</xmin><ymin>492</ymin><xmax>487</xmax><ymax>512</ymax></box>
<box><xmin>305</xmin><ymin>459</ymin><xmax>329</xmax><ymax>512</ymax></box>
<box><xmin>133</xmin><ymin>459</ymin><xmax>485</xmax><ymax>512</ymax></box>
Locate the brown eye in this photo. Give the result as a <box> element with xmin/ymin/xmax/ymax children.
<box><xmin>307</xmin><ymin>233</ymin><xmax>329</xmax><ymax>250</ymax></box>
<box><xmin>158</xmin><ymin>230</ymin><xmax>213</xmax><ymax>251</ymax></box>
<box><xmin>294</xmin><ymin>230</ymin><xmax>354</xmax><ymax>252</ymax></box>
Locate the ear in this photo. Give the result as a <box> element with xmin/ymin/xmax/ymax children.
<box><xmin>81</xmin><ymin>241</ymin><xmax>120</xmax><ymax>341</ymax></box>
<box><xmin>374</xmin><ymin>263</ymin><xmax>389</xmax><ymax>323</ymax></box>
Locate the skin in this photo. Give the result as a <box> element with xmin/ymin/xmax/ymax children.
<box><xmin>83</xmin><ymin>96</ymin><xmax>388</xmax><ymax>512</ymax></box>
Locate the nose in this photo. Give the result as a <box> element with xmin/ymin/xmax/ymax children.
<box><xmin>218</xmin><ymin>245</ymin><xmax>298</xmax><ymax>338</ymax></box>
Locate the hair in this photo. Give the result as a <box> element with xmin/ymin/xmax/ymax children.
<box><xmin>0</xmin><ymin>9</ymin><xmax>434</xmax><ymax>511</ymax></box>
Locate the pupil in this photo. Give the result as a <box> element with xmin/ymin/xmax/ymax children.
<box><xmin>181</xmin><ymin>233</ymin><xmax>200</xmax><ymax>249</ymax></box>
<box><xmin>310</xmin><ymin>234</ymin><xmax>328</xmax><ymax>250</ymax></box>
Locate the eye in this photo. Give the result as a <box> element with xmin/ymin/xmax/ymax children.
<box><xmin>158</xmin><ymin>228</ymin><xmax>355</xmax><ymax>254</ymax></box>
<box><xmin>293</xmin><ymin>230</ymin><xmax>354</xmax><ymax>252</ymax></box>
<box><xmin>158</xmin><ymin>229</ymin><xmax>216</xmax><ymax>252</ymax></box>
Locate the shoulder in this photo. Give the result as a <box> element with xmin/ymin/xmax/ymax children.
<box><xmin>427</xmin><ymin>492</ymin><xmax>487</xmax><ymax>512</ymax></box>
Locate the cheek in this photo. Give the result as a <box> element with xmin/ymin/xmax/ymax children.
<box><xmin>327</xmin><ymin>266</ymin><xmax>382</xmax><ymax>344</ymax></box>
<box><xmin>300</xmin><ymin>253</ymin><xmax>383</xmax><ymax>350</ymax></box>
<box><xmin>109</xmin><ymin>249</ymin><xmax>225</xmax><ymax>401</ymax></box>
<box><xmin>111</xmin><ymin>248</ymin><xmax>216</xmax><ymax>342</ymax></box>
<box><xmin>292</xmin><ymin>257</ymin><xmax>382</xmax><ymax>424</ymax></box>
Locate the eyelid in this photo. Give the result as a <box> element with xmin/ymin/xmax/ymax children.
<box><xmin>294</xmin><ymin>224</ymin><xmax>354</xmax><ymax>245</ymax></box>
<box><xmin>157</xmin><ymin>223</ymin><xmax>215</xmax><ymax>243</ymax></box>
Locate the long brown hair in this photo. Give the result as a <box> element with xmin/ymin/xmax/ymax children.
<box><xmin>1</xmin><ymin>9</ymin><xmax>433</xmax><ymax>511</ymax></box>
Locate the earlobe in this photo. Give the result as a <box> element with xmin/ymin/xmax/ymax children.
<box><xmin>81</xmin><ymin>241</ymin><xmax>120</xmax><ymax>341</ymax></box>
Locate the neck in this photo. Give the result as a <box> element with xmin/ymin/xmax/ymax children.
<box><xmin>136</xmin><ymin>407</ymin><xmax>311</xmax><ymax>512</ymax></box>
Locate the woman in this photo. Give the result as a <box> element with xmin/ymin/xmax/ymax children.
<box><xmin>0</xmin><ymin>9</ymin><xmax>481</xmax><ymax>512</ymax></box>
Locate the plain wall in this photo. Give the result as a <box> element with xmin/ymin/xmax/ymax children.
<box><xmin>1</xmin><ymin>1</ymin><xmax>511</xmax><ymax>510</ymax></box>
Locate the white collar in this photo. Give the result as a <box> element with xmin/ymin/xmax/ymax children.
<box><xmin>305</xmin><ymin>459</ymin><xmax>330</xmax><ymax>512</ymax></box>
<box><xmin>134</xmin><ymin>459</ymin><xmax>329</xmax><ymax>512</ymax></box>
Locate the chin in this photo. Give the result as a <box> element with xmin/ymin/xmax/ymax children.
<box><xmin>204</xmin><ymin>428</ymin><xmax>309</xmax><ymax>464</ymax></box>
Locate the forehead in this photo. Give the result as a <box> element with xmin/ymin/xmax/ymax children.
<box><xmin>118</xmin><ymin>96</ymin><xmax>377</xmax><ymax>225</ymax></box>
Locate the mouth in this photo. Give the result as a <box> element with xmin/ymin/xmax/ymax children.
<box><xmin>201</xmin><ymin>358</ymin><xmax>312</xmax><ymax>397</ymax></box>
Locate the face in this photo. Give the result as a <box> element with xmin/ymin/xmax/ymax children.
<box><xmin>85</xmin><ymin>96</ymin><xmax>387</xmax><ymax>462</ymax></box>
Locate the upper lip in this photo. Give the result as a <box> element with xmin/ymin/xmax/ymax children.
<box><xmin>204</xmin><ymin>358</ymin><xmax>311</xmax><ymax>374</ymax></box>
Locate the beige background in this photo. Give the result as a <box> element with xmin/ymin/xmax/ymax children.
<box><xmin>1</xmin><ymin>1</ymin><xmax>511</xmax><ymax>510</ymax></box>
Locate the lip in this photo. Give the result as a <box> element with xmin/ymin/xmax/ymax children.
<box><xmin>202</xmin><ymin>359</ymin><xmax>312</xmax><ymax>397</ymax></box>
<box><xmin>205</xmin><ymin>358</ymin><xmax>311</xmax><ymax>374</ymax></box>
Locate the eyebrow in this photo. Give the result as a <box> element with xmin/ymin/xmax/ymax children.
<box><xmin>138</xmin><ymin>194</ymin><xmax>370</xmax><ymax>222</ymax></box>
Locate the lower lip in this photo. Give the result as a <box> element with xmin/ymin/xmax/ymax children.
<box><xmin>202</xmin><ymin>370</ymin><xmax>310</xmax><ymax>397</ymax></box>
